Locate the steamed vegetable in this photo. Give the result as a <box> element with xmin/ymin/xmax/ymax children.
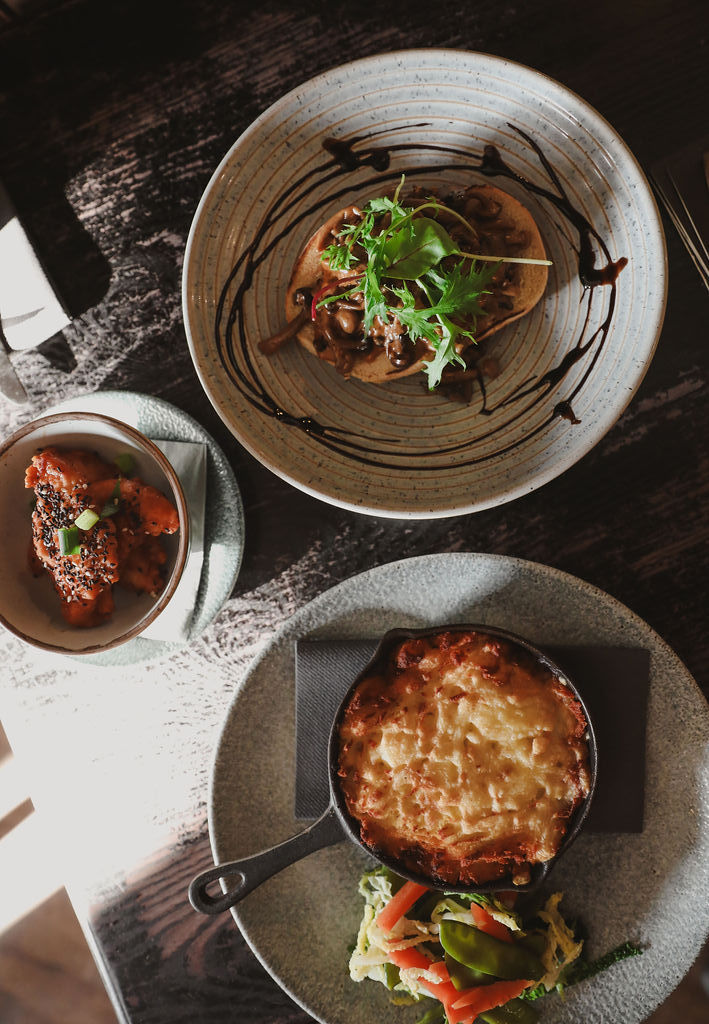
<box><xmin>439</xmin><ymin>920</ymin><xmax>544</xmax><ymax>982</ymax></box>
<box><xmin>377</xmin><ymin>881</ymin><xmax>429</xmax><ymax>934</ymax></box>
<box><xmin>348</xmin><ymin>866</ymin><xmax>643</xmax><ymax>1023</ymax></box>
<box><xmin>468</xmin><ymin>902</ymin><xmax>513</xmax><ymax>944</ymax></box>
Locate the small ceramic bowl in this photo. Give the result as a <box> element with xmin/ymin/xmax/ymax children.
<box><xmin>0</xmin><ymin>411</ymin><xmax>189</xmax><ymax>655</ymax></box>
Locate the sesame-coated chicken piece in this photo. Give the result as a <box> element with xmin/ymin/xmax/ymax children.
<box><xmin>61</xmin><ymin>586</ymin><xmax>115</xmax><ymax>628</ymax></box>
<box><xmin>120</xmin><ymin>536</ymin><xmax>168</xmax><ymax>595</ymax></box>
<box><xmin>25</xmin><ymin>447</ymin><xmax>114</xmax><ymax>493</ymax></box>
<box><xmin>25</xmin><ymin>447</ymin><xmax>179</xmax><ymax>628</ymax></box>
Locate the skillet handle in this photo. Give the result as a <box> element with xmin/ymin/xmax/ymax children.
<box><xmin>188</xmin><ymin>805</ymin><xmax>344</xmax><ymax>915</ymax></box>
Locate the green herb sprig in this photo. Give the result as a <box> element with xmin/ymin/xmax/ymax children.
<box><xmin>318</xmin><ymin>178</ymin><xmax>550</xmax><ymax>388</ymax></box>
<box><xmin>521</xmin><ymin>941</ymin><xmax>644</xmax><ymax>1001</ymax></box>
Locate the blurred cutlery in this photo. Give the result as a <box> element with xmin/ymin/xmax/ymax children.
<box><xmin>0</xmin><ymin>318</ymin><xmax>28</xmax><ymax>404</ymax></box>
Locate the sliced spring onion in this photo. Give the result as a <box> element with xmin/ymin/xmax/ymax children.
<box><xmin>74</xmin><ymin>508</ymin><xmax>99</xmax><ymax>531</ymax></box>
<box><xmin>57</xmin><ymin>525</ymin><xmax>81</xmax><ymax>556</ymax></box>
<box><xmin>100</xmin><ymin>478</ymin><xmax>122</xmax><ymax>518</ymax></box>
<box><xmin>113</xmin><ymin>453</ymin><xmax>134</xmax><ymax>474</ymax></box>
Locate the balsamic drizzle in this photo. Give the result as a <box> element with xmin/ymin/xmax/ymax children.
<box><xmin>212</xmin><ymin>125</ymin><xmax>627</xmax><ymax>471</ymax></box>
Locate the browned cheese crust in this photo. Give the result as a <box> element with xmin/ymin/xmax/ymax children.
<box><xmin>284</xmin><ymin>185</ymin><xmax>548</xmax><ymax>384</ymax></box>
<box><xmin>337</xmin><ymin>631</ymin><xmax>590</xmax><ymax>887</ymax></box>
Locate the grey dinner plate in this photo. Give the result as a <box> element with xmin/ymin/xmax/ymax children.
<box><xmin>209</xmin><ymin>552</ymin><xmax>709</xmax><ymax>1024</ymax></box>
<box><xmin>183</xmin><ymin>50</ymin><xmax>667</xmax><ymax>518</ymax></box>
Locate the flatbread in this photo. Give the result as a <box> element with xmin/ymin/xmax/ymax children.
<box><xmin>284</xmin><ymin>185</ymin><xmax>548</xmax><ymax>384</ymax></box>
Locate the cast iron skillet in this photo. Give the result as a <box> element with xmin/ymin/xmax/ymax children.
<box><xmin>189</xmin><ymin>624</ymin><xmax>598</xmax><ymax>915</ymax></box>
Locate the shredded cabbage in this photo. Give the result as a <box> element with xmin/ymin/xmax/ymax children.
<box><xmin>537</xmin><ymin>892</ymin><xmax>584</xmax><ymax>991</ymax></box>
<box><xmin>477</xmin><ymin>896</ymin><xmax>524</xmax><ymax>935</ymax></box>
<box><xmin>349</xmin><ymin>868</ymin><xmax>617</xmax><ymax>1019</ymax></box>
<box><xmin>348</xmin><ymin>870</ymin><xmax>439</xmax><ymax>998</ymax></box>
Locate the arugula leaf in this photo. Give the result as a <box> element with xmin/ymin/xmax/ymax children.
<box><xmin>362</xmin><ymin>262</ymin><xmax>388</xmax><ymax>335</ymax></box>
<box><xmin>367</xmin><ymin>195</ymin><xmax>406</xmax><ymax>216</ymax></box>
<box><xmin>420</xmin><ymin>319</ymin><xmax>466</xmax><ymax>389</ymax></box>
<box><xmin>316</xmin><ymin>179</ymin><xmax>511</xmax><ymax>386</ymax></box>
<box><xmin>317</xmin><ymin>285</ymin><xmax>359</xmax><ymax>308</ymax></box>
<box><xmin>426</xmin><ymin>261</ymin><xmax>498</xmax><ymax>320</ymax></box>
<box><xmin>320</xmin><ymin>241</ymin><xmax>356</xmax><ymax>272</ymax></box>
<box><xmin>391</xmin><ymin>291</ymin><xmax>441</xmax><ymax>347</ymax></box>
<box><xmin>386</xmin><ymin>261</ymin><xmax>497</xmax><ymax>388</ymax></box>
<box><xmin>381</xmin><ymin>217</ymin><xmax>458</xmax><ymax>280</ymax></box>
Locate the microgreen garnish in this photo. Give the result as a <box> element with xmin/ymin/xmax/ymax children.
<box><xmin>100</xmin><ymin>478</ymin><xmax>122</xmax><ymax>519</ymax></box>
<box><xmin>318</xmin><ymin>180</ymin><xmax>550</xmax><ymax>388</ymax></box>
<box><xmin>57</xmin><ymin>525</ymin><xmax>81</xmax><ymax>557</ymax></box>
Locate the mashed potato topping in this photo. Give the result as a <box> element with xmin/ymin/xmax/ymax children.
<box><xmin>337</xmin><ymin>630</ymin><xmax>591</xmax><ymax>886</ymax></box>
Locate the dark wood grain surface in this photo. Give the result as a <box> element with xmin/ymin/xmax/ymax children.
<box><xmin>1</xmin><ymin>1</ymin><xmax>707</xmax><ymax>1022</ymax></box>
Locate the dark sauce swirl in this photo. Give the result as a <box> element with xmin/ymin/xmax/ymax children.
<box><xmin>213</xmin><ymin>125</ymin><xmax>627</xmax><ymax>471</ymax></box>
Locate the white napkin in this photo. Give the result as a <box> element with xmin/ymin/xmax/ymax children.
<box><xmin>0</xmin><ymin>180</ymin><xmax>70</xmax><ymax>350</ymax></box>
<box><xmin>140</xmin><ymin>439</ymin><xmax>207</xmax><ymax>642</ymax></box>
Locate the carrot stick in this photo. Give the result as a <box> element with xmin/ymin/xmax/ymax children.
<box><xmin>387</xmin><ymin>949</ymin><xmax>460</xmax><ymax>1009</ymax></box>
<box><xmin>376</xmin><ymin>881</ymin><xmax>429</xmax><ymax>934</ymax></box>
<box><xmin>448</xmin><ymin>978</ymin><xmax>533</xmax><ymax>1021</ymax></box>
<box><xmin>469</xmin><ymin>902</ymin><xmax>513</xmax><ymax>943</ymax></box>
<box><xmin>386</xmin><ymin>947</ymin><xmax>432</xmax><ymax>971</ymax></box>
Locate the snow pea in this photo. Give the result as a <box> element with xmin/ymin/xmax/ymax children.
<box><xmin>444</xmin><ymin>951</ymin><xmax>493</xmax><ymax>990</ymax></box>
<box><xmin>439</xmin><ymin>920</ymin><xmax>544</xmax><ymax>981</ymax></box>
<box><xmin>479</xmin><ymin>998</ymin><xmax>539</xmax><ymax>1023</ymax></box>
<box><xmin>383</xmin><ymin>962</ymin><xmax>400</xmax><ymax>989</ymax></box>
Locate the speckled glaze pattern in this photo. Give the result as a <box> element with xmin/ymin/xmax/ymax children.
<box><xmin>45</xmin><ymin>391</ymin><xmax>245</xmax><ymax>666</ymax></box>
<box><xmin>183</xmin><ymin>50</ymin><xmax>667</xmax><ymax>518</ymax></box>
<box><xmin>210</xmin><ymin>553</ymin><xmax>708</xmax><ymax>1024</ymax></box>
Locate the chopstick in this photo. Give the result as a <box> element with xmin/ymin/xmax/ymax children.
<box><xmin>652</xmin><ymin>170</ymin><xmax>709</xmax><ymax>292</ymax></box>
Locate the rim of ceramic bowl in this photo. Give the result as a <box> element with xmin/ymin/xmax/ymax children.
<box><xmin>182</xmin><ymin>47</ymin><xmax>668</xmax><ymax>519</ymax></box>
<box><xmin>0</xmin><ymin>411</ymin><xmax>190</xmax><ymax>655</ymax></box>
<box><xmin>328</xmin><ymin>622</ymin><xmax>598</xmax><ymax>893</ymax></box>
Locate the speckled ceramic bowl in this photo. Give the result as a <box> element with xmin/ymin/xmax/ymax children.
<box><xmin>0</xmin><ymin>412</ymin><xmax>189</xmax><ymax>655</ymax></box>
<box><xmin>183</xmin><ymin>49</ymin><xmax>667</xmax><ymax>518</ymax></box>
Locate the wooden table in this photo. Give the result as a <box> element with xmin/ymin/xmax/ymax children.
<box><xmin>1</xmin><ymin>1</ymin><xmax>707</xmax><ymax>1021</ymax></box>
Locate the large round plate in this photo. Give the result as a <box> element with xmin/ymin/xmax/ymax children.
<box><xmin>209</xmin><ymin>553</ymin><xmax>709</xmax><ymax>1024</ymax></box>
<box><xmin>183</xmin><ymin>50</ymin><xmax>666</xmax><ymax>518</ymax></box>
